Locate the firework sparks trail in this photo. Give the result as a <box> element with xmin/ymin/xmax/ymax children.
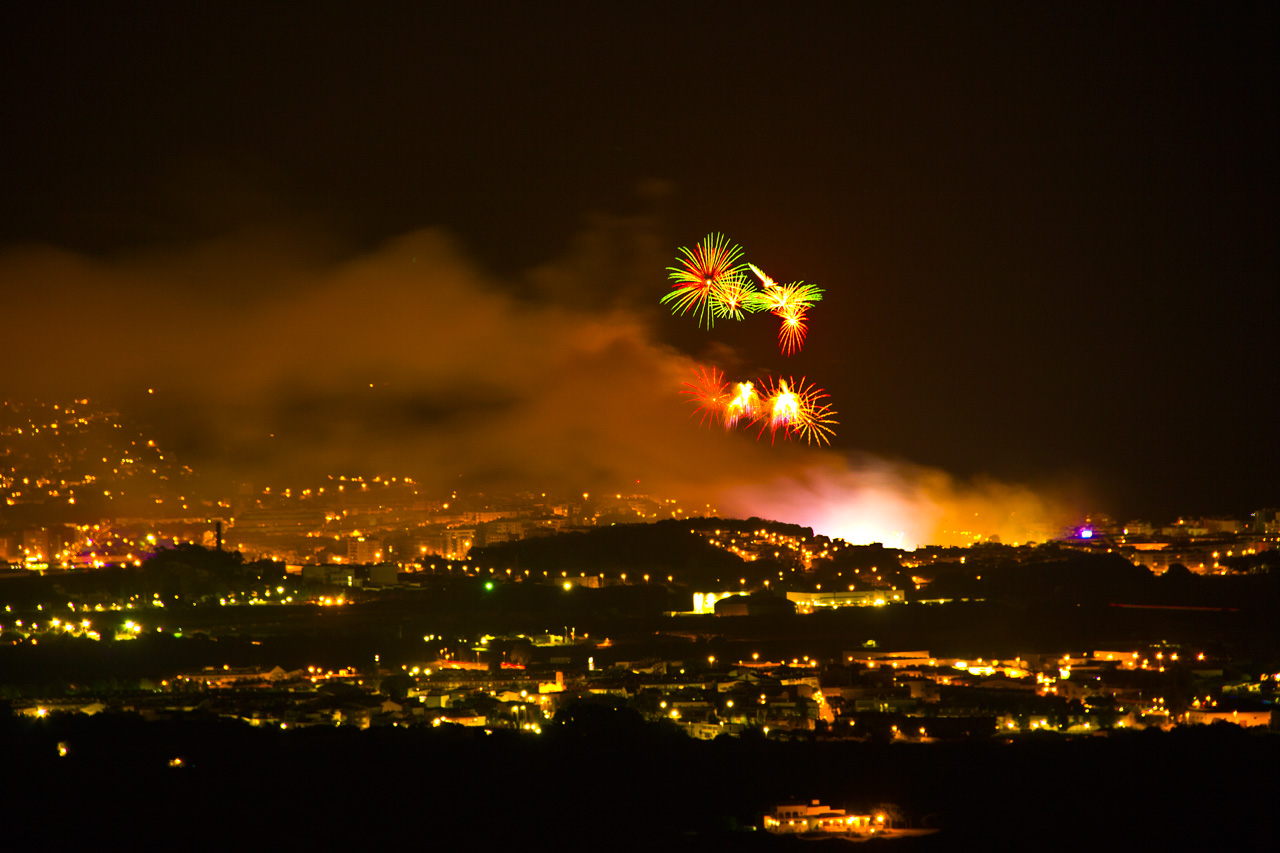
<box><xmin>791</xmin><ymin>398</ymin><xmax>837</xmax><ymax>446</ymax></box>
<box><xmin>748</xmin><ymin>262</ymin><xmax>778</xmax><ymax>289</ymax></box>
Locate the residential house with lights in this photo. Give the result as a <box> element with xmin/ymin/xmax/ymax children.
<box><xmin>762</xmin><ymin>800</ymin><xmax>881</xmax><ymax>834</ymax></box>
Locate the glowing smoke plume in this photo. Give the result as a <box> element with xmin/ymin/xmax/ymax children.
<box><xmin>719</xmin><ymin>457</ymin><xmax>1070</xmax><ymax>549</ymax></box>
<box><xmin>0</xmin><ymin>218</ymin><xmax>1074</xmax><ymax>545</ymax></box>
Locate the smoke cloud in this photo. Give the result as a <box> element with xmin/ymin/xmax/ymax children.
<box><xmin>720</xmin><ymin>455</ymin><xmax>1070</xmax><ymax>549</ymax></box>
<box><xmin>0</xmin><ymin>218</ymin><xmax>1074</xmax><ymax>546</ymax></box>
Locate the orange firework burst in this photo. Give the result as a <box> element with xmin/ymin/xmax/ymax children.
<box><xmin>681</xmin><ymin>365</ymin><xmax>730</xmax><ymax>427</ymax></box>
<box><xmin>757</xmin><ymin>376</ymin><xmax>837</xmax><ymax>445</ymax></box>
<box><xmin>725</xmin><ymin>380</ymin><xmax>760</xmax><ymax>428</ymax></box>
<box><xmin>662</xmin><ymin>233</ymin><xmax>753</xmax><ymax>329</ymax></box>
<box><xmin>768</xmin><ymin>379</ymin><xmax>801</xmax><ymax>430</ymax></box>
<box><xmin>744</xmin><ymin>270</ymin><xmax>823</xmax><ymax>355</ymax></box>
<box><xmin>776</xmin><ymin>305</ymin><xmax>809</xmax><ymax>356</ymax></box>
<box><xmin>682</xmin><ymin>367</ymin><xmax>837</xmax><ymax>445</ymax></box>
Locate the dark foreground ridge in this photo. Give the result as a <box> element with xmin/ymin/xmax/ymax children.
<box><xmin>3</xmin><ymin>707</ymin><xmax>1275</xmax><ymax>849</ymax></box>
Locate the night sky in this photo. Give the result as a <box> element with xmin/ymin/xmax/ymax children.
<box><xmin>1</xmin><ymin>3</ymin><xmax>1275</xmax><ymax>538</ymax></box>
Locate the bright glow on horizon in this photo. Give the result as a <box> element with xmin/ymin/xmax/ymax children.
<box><xmin>719</xmin><ymin>461</ymin><xmax>1069</xmax><ymax>549</ymax></box>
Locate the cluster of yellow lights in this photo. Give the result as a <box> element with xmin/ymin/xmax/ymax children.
<box><xmin>1</xmin><ymin>615</ymin><xmax>101</xmax><ymax>643</ymax></box>
<box><xmin>2</xmin><ymin>400</ymin><xmax>195</xmax><ymax>509</ymax></box>
<box><xmin>698</xmin><ymin>526</ymin><xmax>842</xmax><ymax>571</ymax></box>
<box><xmin>301</xmin><ymin>665</ymin><xmax>363</xmax><ymax>684</ymax></box>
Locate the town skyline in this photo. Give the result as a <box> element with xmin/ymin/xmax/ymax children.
<box><xmin>3</xmin><ymin>395</ymin><xmax>1275</xmax><ymax>566</ymax></box>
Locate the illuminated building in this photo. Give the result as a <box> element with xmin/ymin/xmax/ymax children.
<box><xmin>1184</xmin><ymin>709</ymin><xmax>1271</xmax><ymax>728</ymax></box>
<box><xmin>691</xmin><ymin>591</ymin><xmax>744</xmax><ymax>614</ymax></box>
<box><xmin>347</xmin><ymin>535</ymin><xmax>383</xmax><ymax>564</ymax></box>
<box><xmin>786</xmin><ymin>590</ymin><xmax>903</xmax><ymax>612</ymax></box>
<box><xmin>176</xmin><ymin>665</ymin><xmax>292</xmax><ymax>688</ymax></box>
<box><xmin>560</xmin><ymin>576</ymin><xmax>600</xmax><ymax>589</ymax></box>
<box><xmin>22</xmin><ymin>528</ymin><xmax>51</xmax><ymax>562</ymax></box>
<box><xmin>713</xmin><ymin>592</ymin><xmax>796</xmax><ymax>617</ymax></box>
<box><xmin>763</xmin><ymin>801</ymin><xmax>880</xmax><ymax>834</ymax></box>
<box><xmin>443</xmin><ymin>528</ymin><xmax>474</xmax><ymax>560</ymax></box>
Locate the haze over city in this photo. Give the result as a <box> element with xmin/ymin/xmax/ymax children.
<box><xmin>2</xmin><ymin>3</ymin><xmax>1274</xmax><ymax>536</ymax></box>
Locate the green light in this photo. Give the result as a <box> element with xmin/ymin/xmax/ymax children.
<box><xmin>484</xmin><ymin>581</ymin><xmax>495</xmax><ymax>591</ymax></box>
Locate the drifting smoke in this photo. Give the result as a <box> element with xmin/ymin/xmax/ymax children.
<box><xmin>719</xmin><ymin>456</ymin><xmax>1070</xmax><ymax>549</ymax></box>
<box><xmin>0</xmin><ymin>219</ymin><xmax>1074</xmax><ymax>546</ymax></box>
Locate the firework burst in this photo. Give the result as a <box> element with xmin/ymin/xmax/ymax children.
<box><xmin>682</xmin><ymin>367</ymin><xmax>837</xmax><ymax>445</ymax></box>
<box><xmin>776</xmin><ymin>305</ymin><xmax>809</xmax><ymax>356</ymax></box>
<box><xmin>662</xmin><ymin>233</ymin><xmax>753</xmax><ymax>329</ymax></box>
<box><xmin>664</xmin><ymin>238</ymin><xmax>839</xmax><ymax>444</ymax></box>
<box><xmin>758</xmin><ymin>376</ymin><xmax>837</xmax><ymax>445</ymax></box>
<box><xmin>783</xmin><ymin>378</ymin><xmax>838</xmax><ymax>446</ymax></box>
<box><xmin>747</xmin><ymin>275</ymin><xmax>824</xmax><ymax>314</ymax></box>
<box><xmin>725</xmin><ymin>380</ymin><xmax>760</xmax><ymax>428</ymax></box>
<box><xmin>711</xmin><ymin>272</ymin><xmax>758</xmax><ymax>322</ymax></box>
<box><xmin>681</xmin><ymin>365</ymin><xmax>730</xmax><ymax>427</ymax></box>
<box><xmin>743</xmin><ymin>271</ymin><xmax>823</xmax><ymax>355</ymax></box>
<box><xmin>768</xmin><ymin>379</ymin><xmax>801</xmax><ymax>430</ymax></box>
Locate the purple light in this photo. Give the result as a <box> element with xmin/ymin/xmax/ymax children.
<box><xmin>1079</xmin><ymin>527</ymin><xmax>1094</xmax><ymax>539</ymax></box>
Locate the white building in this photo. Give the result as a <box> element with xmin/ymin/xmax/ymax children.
<box><xmin>763</xmin><ymin>801</ymin><xmax>882</xmax><ymax>834</ymax></box>
<box><xmin>786</xmin><ymin>589</ymin><xmax>903</xmax><ymax>612</ymax></box>
<box><xmin>348</xmin><ymin>536</ymin><xmax>383</xmax><ymax>564</ymax></box>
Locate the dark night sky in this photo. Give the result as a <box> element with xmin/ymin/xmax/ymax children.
<box><xmin>0</xmin><ymin>2</ymin><xmax>1275</xmax><ymax>534</ymax></box>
